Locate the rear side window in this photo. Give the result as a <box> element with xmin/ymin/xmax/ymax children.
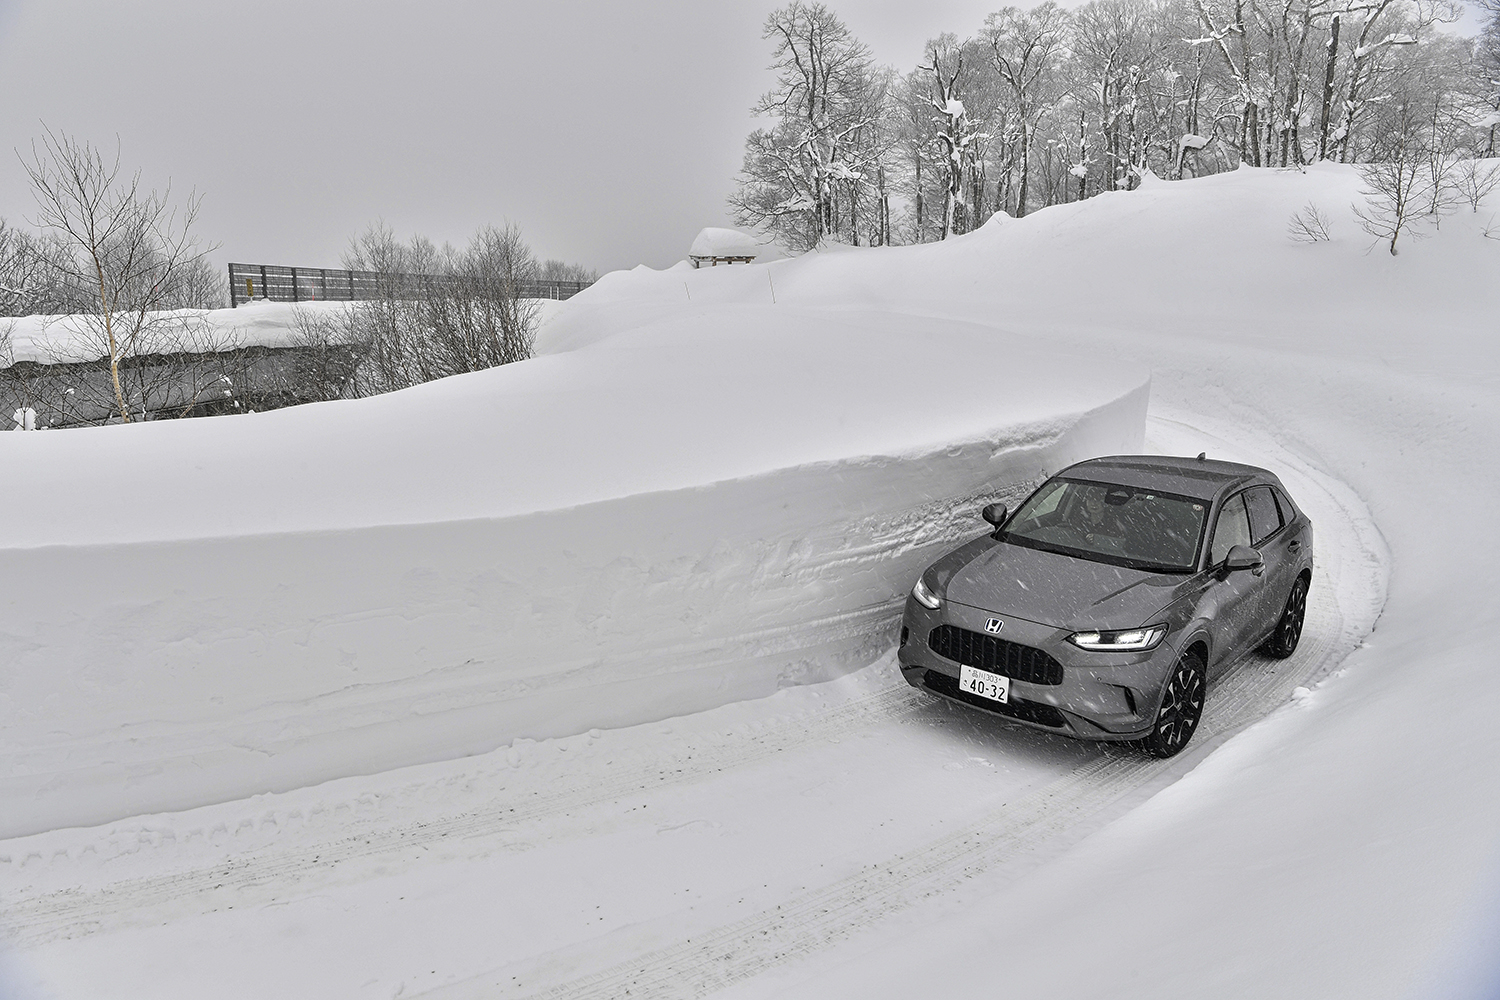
<box><xmin>1272</xmin><ymin>487</ymin><xmax>1295</xmax><ymax>523</ymax></box>
<box><xmin>1210</xmin><ymin>494</ymin><xmax>1252</xmax><ymax>565</ymax></box>
<box><xmin>1244</xmin><ymin>487</ymin><xmax>1283</xmax><ymax>546</ymax></box>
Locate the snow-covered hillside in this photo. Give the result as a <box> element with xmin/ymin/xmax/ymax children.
<box><xmin>2</xmin><ymin>163</ymin><xmax>1497</xmax><ymax>1000</ymax></box>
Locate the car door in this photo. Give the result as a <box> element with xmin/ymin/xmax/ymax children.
<box><xmin>1244</xmin><ymin>485</ymin><xmax>1294</xmax><ymax>642</ymax></box>
<box><xmin>1202</xmin><ymin>491</ymin><xmax>1266</xmax><ymax>670</ymax></box>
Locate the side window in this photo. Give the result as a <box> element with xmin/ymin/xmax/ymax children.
<box><xmin>1210</xmin><ymin>494</ymin><xmax>1252</xmax><ymax>565</ymax></box>
<box><xmin>1272</xmin><ymin>487</ymin><xmax>1295</xmax><ymax>524</ymax></box>
<box><xmin>1244</xmin><ymin>487</ymin><xmax>1283</xmax><ymax>546</ymax></box>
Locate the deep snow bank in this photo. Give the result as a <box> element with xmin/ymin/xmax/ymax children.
<box><xmin>0</xmin><ymin>307</ymin><xmax>1146</xmax><ymax>836</ymax></box>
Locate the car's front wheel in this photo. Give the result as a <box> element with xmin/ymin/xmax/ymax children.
<box><xmin>1142</xmin><ymin>649</ymin><xmax>1206</xmax><ymax>759</ymax></box>
<box><xmin>1260</xmin><ymin>575</ymin><xmax>1308</xmax><ymax>659</ymax></box>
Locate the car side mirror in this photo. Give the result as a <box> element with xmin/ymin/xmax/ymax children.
<box><xmin>982</xmin><ymin>503</ymin><xmax>1008</xmax><ymax>528</ymax></box>
<box><xmin>1224</xmin><ymin>544</ymin><xmax>1264</xmax><ymax>575</ymax></box>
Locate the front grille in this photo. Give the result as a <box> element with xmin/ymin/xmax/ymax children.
<box><xmin>927</xmin><ymin>624</ymin><xmax>1064</xmax><ymax>685</ymax></box>
<box><xmin>921</xmin><ymin>670</ymin><xmax>1069</xmax><ymax>728</ymax></box>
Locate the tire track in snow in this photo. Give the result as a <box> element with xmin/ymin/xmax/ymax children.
<box><xmin>0</xmin><ymin>659</ymin><xmax>928</xmax><ymax>948</ymax></box>
<box><xmin>421</xmin><ymin>595</ymin><xmax>1348</xmax><ymax>1000</ymax></box>
<box><xmin>412</xmin><ymin>417</ymin><xmax>1382</xmax><ymax>1000</ymax></box>
<box><xmin>0</xmin><ymin>481</ymin><xmax>1054</xmax><ymax>945</ymax></box>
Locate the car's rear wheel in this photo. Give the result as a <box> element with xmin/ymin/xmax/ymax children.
<box><xmin>1142</xmin><ymin>649</ymin><xmax>1206</xmax><ymax>759</ymax></box>
<box><xmin>1260</xmin><ymin>575</ymin><xmax>1308</xmax><ymax>659</ymax></box>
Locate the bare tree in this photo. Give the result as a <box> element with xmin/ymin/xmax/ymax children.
<box><xmin>1072</xmin><ymin>0</ymin><xmax>1178</xmax><ymax>189</ymax></box>
<box><xmin>21</xmin><ymin>127</ymin><xmax>217</xmax><ymax>422</ymax></box>
<box><xmin>724</xmin><ymin>0</ymin><xmax>1488</xmax><ymax>248</ymax></box>
<box><xmin>0</xmin><ymin>220</ymin><xmax>35</xmax><ymax>316</ymax></box>
<box><xmin>538</xmin><ymin>259</ymin><xmax>599</xmax><ymax>283</ymax></box>
<box><xmin>1287</xmin><ymin>201</ymin><xmax>1335</xmax><ymax>240</ymax></box>
<box><xmin>1480</xmin><ymin>0</ymin><xmax>1500</xmax><ymax>154</ymax></box>
<box><xmin>1454</xmin><ymin>158</ymin><xmax>1500</xmax><ymax>209</ymax></box>
<box><xmin>281</xmin><ymin>306</ymin><xmax>368</xmax><ymax>403</ymax></box>
<box><xmin>985</xmin><ymin>3</ymin><xmax>1071</xmax><ymax>217</ymax></box>
<box><xmin>341</xmin><ymin>221</ymin><xmax>539</xmax><ymax>394</ymax></box>
<box><xmin>0</xmin><ymin>220</ymin><xmax>80</xmax><ymax>316</ymax></box>
<box><xmin>1352</xmin><ymin>105</ymin><xmax>1431</xmax><ymax>253</ymax></box>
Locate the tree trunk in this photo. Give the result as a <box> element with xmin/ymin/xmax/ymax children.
<box><xmin>1077</xmin><ymin>113</ymin><xmax>1088</xmax><ymax>202</ymax></box>
<box><xmin>91</xmin><ymin>256</ymin><xmax>132</xmax><ymax>423</ymax></box>
<box><xmin>915</xmin><ymin>156</ymin><xmax>925</xmax><ymax>239</ymax></box>
<box><xmin>1016</xmin><ymin>123</ymin><xmax>1031</xmax><ymax>218</ymax></box>
<box><xmin>1318</xmin><ymin>14</ymin><xmax>1341</xmax><ymax>160</ymax></box>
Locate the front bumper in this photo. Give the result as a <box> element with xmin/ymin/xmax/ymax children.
<box><xmin>897</xmin><ymin>594</ymin><xmax>1179</xmax><ymax>741</ymax></box>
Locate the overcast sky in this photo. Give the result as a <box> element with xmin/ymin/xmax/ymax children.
<box><xmin>0</xmin><ymin>0</ymin><xmax>1033</xmax><ymax>278</ymax></box>
<box><xmin>0</xmin><ymin>1</ymin><xmax>1485</xmax><ymax>278</ymax></box>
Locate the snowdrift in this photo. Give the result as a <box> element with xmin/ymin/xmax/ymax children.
<box><xmin>0</xmin><ymin>306</ymin><xmax>1147</xmax><ymax>836</ymax></box>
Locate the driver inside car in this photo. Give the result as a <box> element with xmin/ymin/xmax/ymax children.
<box><xmin>1078</xmin><ymin>490</ymin><xmax>1121</xmax><ymax>543</ymax></box>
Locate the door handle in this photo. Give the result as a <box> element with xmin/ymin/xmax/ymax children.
<box><xmin>1288</xmin><ymin>540</ymin><xmax>1301</xmax><ymax>551</ymax></box>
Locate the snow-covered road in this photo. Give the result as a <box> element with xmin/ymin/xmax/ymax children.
<box><xmin>0</xmin><ymin>375</ymin><xmax>1384</xmax><ymax>1000</ymax></box>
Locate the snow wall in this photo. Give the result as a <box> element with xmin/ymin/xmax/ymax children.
<box><xmin>0</xmin><ymin>305</ymin><xmax>1148</xmax><ymax>837</ymax></box>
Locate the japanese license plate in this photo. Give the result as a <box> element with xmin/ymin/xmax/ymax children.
<box><xmin>959</xmin><ymin>665</ymin><xmax>1010</xmax><ymax>704</ymax></box>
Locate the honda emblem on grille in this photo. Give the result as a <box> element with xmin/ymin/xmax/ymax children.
<box><xmin>985</xmin><ymin>618</ymin><xmax>1003</xmax><ymax>633</ymax></box>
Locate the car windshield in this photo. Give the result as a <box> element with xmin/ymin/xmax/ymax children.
<box><xmin>999</xmin><ymin>477</ymin><xmax>1208</xmax><ymax>573</ymax></box>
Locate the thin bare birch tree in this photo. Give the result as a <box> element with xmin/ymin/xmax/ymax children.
<box><xmin>21</xmin><ymin>127</ymin><xmax>216</xmax><ymax>422</ymax></box>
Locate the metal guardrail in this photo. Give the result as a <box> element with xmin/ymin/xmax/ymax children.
<box><xmin>227</xmin><ymin>262</ymin><xmax>592</xmax><ymax>308</ymax></box>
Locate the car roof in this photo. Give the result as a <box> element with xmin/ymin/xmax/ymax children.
<box><xmin>1055</xmin><ymin>455</ymin><xmax>1273</xmax><ymax>501</ymax></box>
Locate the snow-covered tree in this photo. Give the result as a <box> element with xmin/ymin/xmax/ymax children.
<box><xmin>918</xmin><ymin>35</ymin><xmax>989</xmax><ymax>238</ymax></box>
<box><xmin>727</xmin><ymin>0</ymin><xmax>1490</xmax><ymax>250</ymax></box>
<box><xmin>729</xmin><ymin>2</ymin><xmax>882</xmax><ymax>251</ymax></box>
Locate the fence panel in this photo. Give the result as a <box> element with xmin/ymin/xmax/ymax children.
<box><xmin>228</xmin><ymin>263</ymin><xmax>592</xmax><ymax>308</ymax></box>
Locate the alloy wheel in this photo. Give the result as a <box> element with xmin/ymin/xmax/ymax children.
<box><xmin>1144</xmin><ymin>651</ymin><xmax>1206</xmax><ymax>758</ymax></box>
<box><xmin>1263</xmin><ymin>577</ymin><xmax>1308</xmax><ymax>659</ymax></box>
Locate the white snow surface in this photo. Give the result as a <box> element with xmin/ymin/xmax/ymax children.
<box><xmin>2</xmin><ymin>162</ymin><xmax>1499</xmax><ymax>1000</ymax></box>
<box><xmin>688</xmin><ymin>227</ymin><xmax>760</xmax><ymax>258</ymax></box>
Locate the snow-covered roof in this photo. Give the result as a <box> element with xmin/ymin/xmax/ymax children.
<box><xmin>689</xmin><ymin>227</ymin><xmax>759</xmax><ymax>259</ymax></box>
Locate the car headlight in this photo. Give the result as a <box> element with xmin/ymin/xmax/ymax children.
<box><xmin>911</xmin><ymin>576</ymin><xmax>942</xmax><ymax>610</ymax></box>
<box><xmin>1068</xmin><ymin>624</ymin><xmax>1168</xmax><ymax>651</ymax></box>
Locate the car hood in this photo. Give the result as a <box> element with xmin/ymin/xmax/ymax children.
<box><xmin>945</xmin><ymin>541</ymin><xmax>1180</xmax><ymax>630</ymax></box>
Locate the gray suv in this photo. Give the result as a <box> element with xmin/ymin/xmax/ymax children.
<box><xmin>898</xmin><ymin>455</ymin><xmax>1313</xmax><ymax>757</ymax></box>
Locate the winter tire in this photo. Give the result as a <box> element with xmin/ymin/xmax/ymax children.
<box><xmin>1260</xmin><ymin>575</ymin><xmax>1308</xmax><ymax>659</ymax></box>
<box><xmin>1143</xmin><ymin>649</ymin><xmax>1206</xmax><ymax>759</ymax></box>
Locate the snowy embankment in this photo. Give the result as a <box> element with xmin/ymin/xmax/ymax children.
<box><xmin>0</xmin><ymin>306</ymin><xmax>1146</xmax><ymax>837</ymax></box>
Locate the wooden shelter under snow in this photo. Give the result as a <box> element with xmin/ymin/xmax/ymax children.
<box><xmin>689</xmin><ymin>228</ymin><xmax>758</xmax><ymax>269</ymax></box>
